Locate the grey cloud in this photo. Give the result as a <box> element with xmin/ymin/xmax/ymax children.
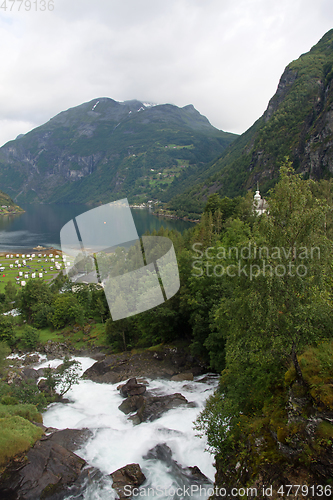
<box><xmin>0</xmin><ymin>0</ymin><xmax>332</xmax><ymax>146</ymax></box>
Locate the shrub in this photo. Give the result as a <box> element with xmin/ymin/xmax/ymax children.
<box><xmin>22</xmin><ymin>325</ymin><xmax>40</xmax><ymax>350</ymax></box>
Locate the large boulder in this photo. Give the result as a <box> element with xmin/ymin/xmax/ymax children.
<box><xmin>143</xmin><ymin>443</ymin><xmax>212</xmax><ymax>486</ymax></box>
<box><xmin>110</xmin><ymin>463</ymin><xmax>146</xmax><ymax>499</ymax></box>
<box><xmin>118</xmin><ymin>395</ymin><xmax>145</xmax><ymax>415</ymax></box>
<box><xmin>21</xmin><ymin>367</ymin><xmax>39</xmax><ymax>383</ymax></box>
<box><xmin>0</xmin><ymin>429</ymin><xmax>93</xmax><ymax>500</ymax></box>
<box><xmin>119</xmin><ymin>378</ymin><xmax>147</xmax><ymax>397</ymax></box>
<box><xmin>171</xmin><ymin>372</ymin><xmax>194</xmax><ymax>382</ymax></box>
<box><xmin>126</xmin><ymin>393</ymin><xmax>192</xmax><ymax>424</ymax></box>
<box><xmin>44</xmin><ymin>341</ymin><xmax>68</xmax><ymax>359</ymax></box>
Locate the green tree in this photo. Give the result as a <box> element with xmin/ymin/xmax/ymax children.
<box><xmin>44</xmin><ymin>356</ymin><xmax>82</xmax><ymax>397</ymax></box>
<box><xmin>0</xmin><ymin>342</ymin><xmax>10</xmax><ymax>375</ymax></box>
<box><xmin>105</xmin><ymin>317</ymin><xmax>133</xmax><ymax>351</ymax></box>
<box><xmin>17</xmin><ymin>279</ymin><xmax>53</xmax><ymax>324</ymax></box>
<box><xmin>197</xmin><ymin>162</ymin><xmax>333</xmax><ymax>458</ymax></box>
<box><xmin>0</xmin><ymin>315</ymin><xmax>15</xmax><ymax>347</ymax></box>
<box><xmin>50</xmin><ymin>294</ymin><xmax>85</xmax><ymax>329</ymax></box>
<box><xmin>22</xmin><ymin>325</ymin><xmax>40</xmax><ymax>350</ymax></box>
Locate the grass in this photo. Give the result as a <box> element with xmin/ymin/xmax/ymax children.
<box><xmin>33</xmin><ymin>322</ymin><xmax>107</xmax><ymax>350</ymax></box>
<box><xmin>0</xmin><ymin>415</ymin><xmax>43</xmax><ymax>466</ymax></box>
<box><xmin>0</xmin><ymin>403</ymin><xmax>42</xmax><ymax>423</ymax></box>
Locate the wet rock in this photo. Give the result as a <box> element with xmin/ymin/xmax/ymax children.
<box><xmin>143</xmin><ymin>443</ymin><xmax>212</xmax><ymax>486</ymax></box>
<box><xmin>22</xmin><ymin>354</ymin><xmax>40</xmax><ymax>365</ymax></box>
<box><xmin>110</xmin><ymin>463</ymin><xmax>146</xmax><ymax>499</ymax></box>
<box><xmin>171</xmin><ymin>372</ymin><xmax>194</xmax><ymax>382</ymax></box>
<box><xmin>38</xmin><ymin>378</ymin><xmax>49</xmax><ymax>392</ymax></box>
<box><xmin>129</xmin><ymin>393</ymin><xmax>190</xmax><ymax>424</ymax></box>
<box><xmin>119</xmin><ymin>378</ymin><xmax>147</xmax><ymax>397</ymax></box>
<box><xmin>0</xmin><ymin>435</ymin><xmax>87</xmax><ymax>500</ymax></box>
<box><xmin>47</xmin><ymin>428</ymin><xmax>93</xmax><ymax>453</ymax></box>
<box><xmin>118</xmin><ymin>395</ymin><xmax>145</xmax><ymax>415</ymax></box>
<box><xmin>82</xmin><ymin>348</ymin><xmax>207</xmax><ymax>383</ymax></box>
<box><xmin>91</xmin><ymin>352</ymin><xmax>106</xmax><ymax>361</ymax></box>
<box><xmin>36</xmin><ymin>367</ymin><xmax>48</xmax><ymax>377</ymax></box>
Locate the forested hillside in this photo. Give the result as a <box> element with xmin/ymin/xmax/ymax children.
<box><xmin>168</xmin><ymin>29</ymin><xmax>333</xmax><ymax>218</ymax></box>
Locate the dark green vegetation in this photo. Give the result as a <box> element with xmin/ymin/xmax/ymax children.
<box><xmin>0</xmin><ymin>190</ymin><xmax>24</xmax><ymax>215</ymax></box>
<box><xmin>194</xmin><ymin>163</ymin><xmax>333</xmax><ymax>492</ymax></box>
<box><xmin>1</xmin><ymin>164</ymin><xmax>333</xmax><ymax>488</ymax></box>
<box><xmin>167</xmin><ymin>29</ymin><xmax>333</xmax><ymax>218</ymax></box>
<box><xmin>0</xmin><ymin>100</ymin><xmax>236</xmax><ymax>206</ymax></box>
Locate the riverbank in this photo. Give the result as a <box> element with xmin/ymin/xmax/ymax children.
<box><xmin>0</xmin><ymin>345</ymin><xmax>217</xmax><ymax>499</ymax></box>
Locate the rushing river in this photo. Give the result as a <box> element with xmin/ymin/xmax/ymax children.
<box><xmin>37</xmin><ymin>357</ymin><xmax>218</xmax><ymax>500</ymax></box>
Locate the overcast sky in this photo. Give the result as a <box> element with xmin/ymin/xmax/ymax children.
<box><xmin>0</xmin><ymin>0</ymin><xmax>332</xmax><ymax>147</ymax></box>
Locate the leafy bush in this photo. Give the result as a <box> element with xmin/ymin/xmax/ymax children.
<box><xmin>0</xmin><ymin>381</ymin><xmax>47</xmax><ymax>411</ymax></box>
<box><xmin>0</xmin><ymin>341</ymin><xmax>10</xmax><ymax>374</ymax></box>
<box><xmin>0</xmin><ymin>396</ymin><xmax>18</xmax><ymax>405</ymax></box>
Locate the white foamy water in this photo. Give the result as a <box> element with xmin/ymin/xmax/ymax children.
<box><xmin>40</xmin><ymin>357</ymin><xmax>219</xmax><ymax>500</ymax></box>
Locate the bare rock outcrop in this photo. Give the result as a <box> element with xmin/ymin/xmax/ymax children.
<box><xmin>0</xmin><ymin>428</ymin><xmax>93</xmax><ymax>500</ymax></box>
<box><xmin>110</xmin><ymin>463</ymin><xmax>146</xmax><ymax>499</ymax></box>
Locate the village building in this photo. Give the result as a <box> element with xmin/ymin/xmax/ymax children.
<box><xmin>253</xmin><ymin>183</ymin><xmax>268</xmax><ymax>215</ymax></box>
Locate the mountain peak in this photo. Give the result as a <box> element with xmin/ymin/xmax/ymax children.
<box><xmin>0</xmin><ymin>98</ymin><xmax>236</xmax><ymax>205</ymax></box>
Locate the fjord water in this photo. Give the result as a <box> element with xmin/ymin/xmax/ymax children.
<box><xmin>40</xmin><ymin>357</ymin><xmax>218</xmax><ymax>500</ymax></box>
<box><xmin>0</xmin><ymin>204</ymin><xmax>193</xmax><ymax>252</ymax></box>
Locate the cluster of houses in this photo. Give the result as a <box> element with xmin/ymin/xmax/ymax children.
<box><xmin>0</xmin><ymin>252</ymin><xmax>71</xmax><ymax>287</ymax></box>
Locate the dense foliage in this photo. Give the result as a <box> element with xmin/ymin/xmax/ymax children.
<box><xmin>194</xmin><ymin>163</ymin><xmax>333</xmax><ymax>478</ymax></box>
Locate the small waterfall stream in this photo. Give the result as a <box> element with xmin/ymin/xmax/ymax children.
<box><xmin>38</xmin><ymin>356</ymin><xmax>219</xmax><ymax>499</ymax></box>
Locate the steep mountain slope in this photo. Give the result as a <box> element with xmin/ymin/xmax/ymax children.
<box><xmin>0</xmin><ymin>99</ymin><xmax>236</xmax><ymax>205</ymax></box>
<box><xmin>168</xmin><ymin>29</ymin><xmax>333</xmax><ymax>216</ymax></box>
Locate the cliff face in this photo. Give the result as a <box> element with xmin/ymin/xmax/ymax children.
<box><xmin>212</xmin><ymin>384</ymin><xmax>333</xmax><ymax>500</ymax></box>
<box><xmin>0</xmin><ymin>99</ymin><xmax>236</xmax><ymax>205</ymax></box>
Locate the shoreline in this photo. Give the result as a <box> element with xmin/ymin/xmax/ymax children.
<box><xmin>152</xmin><ymin>211</ymin><xmax>200</xmax><ymax>223</ymax></box>
<box><xmin>0</xmin><ymin>246</ymin><xmax>62</xmax><ymax>256</ymax></box>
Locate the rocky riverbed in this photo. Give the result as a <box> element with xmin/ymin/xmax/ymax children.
<box><xmin>0</xmin><ymin>344</ymin><xmax>218</xmax><ymax>499</ymax></box>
